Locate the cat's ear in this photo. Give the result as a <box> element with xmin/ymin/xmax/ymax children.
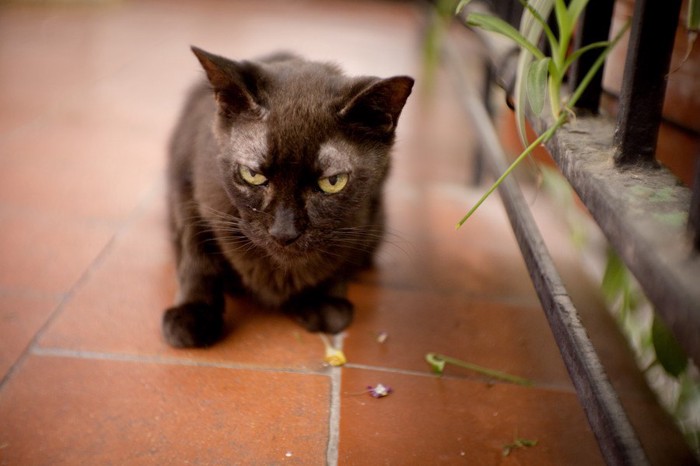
<box><xmin>191</xmin><ymin>46</ymin><xmax>264</xmax><ymax>118</ymax></box>
<box><xmin>339</xmin><ymin>76</ymin><xmax>414</xmax><ymax>138</ymax></box>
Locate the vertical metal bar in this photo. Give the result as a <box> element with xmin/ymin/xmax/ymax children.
<box><xmin>613</xmin><ymin>0</ymin><xmax>682</xmax><ymax>166</ymax></box>
<box><xmin>491</xmin><ymin>0</ymin><xmax>523</xmax><ymax>28</ymax></box>
<box><xmin>507</xmin><ymin>1</ymin><xmax>524</xmax><ymax>29</ymax></box>
<box><xmin>570</xmin><ymin>0</ymin><xmax>615</xmax><ymax>113</ymax></box>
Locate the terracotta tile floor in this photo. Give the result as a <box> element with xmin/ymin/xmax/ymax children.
<box><xmin>0</xmin><ymin>1</ymin><xmax>693</xmax><ymax>464</ymax></box>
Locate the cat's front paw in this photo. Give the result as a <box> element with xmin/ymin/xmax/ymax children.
<box><xmin>292</xmin><ymin>297</ymin><xmax>354</xmax><ymax>334</ymax></box>
<box><xmin>162</xmin><ymin>302</ymin><xmax>224</xmax><ymax>348</ymax></box>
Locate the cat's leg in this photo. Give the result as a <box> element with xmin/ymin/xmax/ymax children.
<box><xmin>162</xmin><ymin>205</ymin><xmax>229</xmax><ymax>348</ymax></box>
<box><xmin>285</xmin><ymin>280</ymin><xmax>354</xmax><ymax>334</ymax></box>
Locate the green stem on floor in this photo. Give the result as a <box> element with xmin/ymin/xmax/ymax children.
<box><xmin>425</xmin><ymin>353</ymin><xmax>533</xmax><ymax>386</ymax></box>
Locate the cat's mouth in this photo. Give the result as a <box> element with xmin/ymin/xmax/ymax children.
<box><xmin>240</xmin><ymin>223</ymin><xmax>323</xmax><ymax>263</ymax></box>
<box><xmin>264</xmin><ymin>231</ymin><xmax>312</xmax><ymax>257</ymax></box>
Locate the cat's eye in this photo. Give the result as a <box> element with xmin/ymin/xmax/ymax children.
<box><xmin>318</xmin><ymin>173</ymin><xmax>349</xmax><ymax>194</ymax></box>
<box><xmin>239</xmin><ymin>166</ymin><xmax>268</xmax><ymax>186</ymax></box>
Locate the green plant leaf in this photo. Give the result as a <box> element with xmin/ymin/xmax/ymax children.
<box><xmin>563</xmin><ymin>40</ymin><xmax>610</xmax><ymax>71</ymax></box>
<box><xmin>567</xmin><ymin>0</ymin><xmax>590</xmax><ymax>28</ymax></box>
<box><xmin>514</xmin><ymin>53</ymin><xmax>534</xmax><ymax>146</ymax></box>
<box><xmin>651</xmin><ymin>315</ymin><xmax>688</xmax><ymax>378</ymax></box>
<box><xmin>520</xmin><ymin>0</ymin><xmax>555</xmax><ymax>43</ymax></box>
<box><xmin>601</xmin><ymin>250</ymin><xmax>627</xmax><ymax>303</ymax></box>
<box><xmin>526</xmin><ymin>57</ymin><xmax>550</xmax><ymax>115</ymax></box>
<box><xmin>688</xmin><ymin>0</ymin><xmax>700</xmax><ymax>31</ymax></box>
<box><xmin>456</xmin><ymin>114</ymin><xmax>565</xmax><ymax>226</ymax></box>
<box><xmin>566</xmin><ymin>18</ymin><xmax>630</xmax><ymax>109</ymax></box>
<box><xmin>554</xmin><ymin>0</ymin><xmax>571</xmax><ymax>40</ymax></box>
<box><xmin>455</xmin><ymin>0</ymin><xmax>475</xmax><ymax>14</ymax></box>
<box><xmin>467</xmin><ymin>13</ymin><xmax>545</xmax><ymax>60</ymax></box>
<box><xmin>513</xmin><ymin>0</ymin><xmax>554</xmax><ymax>146</ymax></box>
<box><xmin>517</xmin><ymin>0</ymin><xmax>560</xmax><ymax>58</ymax></box>
<box><xmin>675</xmin><ymin>372</ymin><xmax>700</xmax><ymax>417</ymax></box>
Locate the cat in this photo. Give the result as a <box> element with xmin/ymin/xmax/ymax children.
<box><xmin>162</xmin><ymin>46</ymin><xmax>413</xmax><ymax>348</ymax></box>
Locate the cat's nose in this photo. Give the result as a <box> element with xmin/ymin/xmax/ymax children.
<box><xmin>269</xmin><ymin>206</ymin><xmax>301</xmax><ymax>246</ymax></box>
<box><xmin>270</xmin><ymin>228</ymin><xmax>300</xmax><ymax>246</ymax></box>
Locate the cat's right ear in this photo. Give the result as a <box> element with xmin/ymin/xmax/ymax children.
<box><xmin>191</xmin><ymin>46</ymin><xmax>264</xmax><ymax>118</ymax></box>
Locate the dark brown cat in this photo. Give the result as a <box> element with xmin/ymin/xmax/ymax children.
<box><xmin>162</xmin><ymin>46</ymin><xmax>413</xmax><ymax>348</ymax></box>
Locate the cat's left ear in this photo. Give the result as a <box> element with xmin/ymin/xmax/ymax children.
<box><xmin>339</xmin><ymin>76</ymin><xmax>414</xmax><ymax>138</ymax></box>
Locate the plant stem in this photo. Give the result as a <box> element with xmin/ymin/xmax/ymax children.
<box><xmin>456</xmin><ymin>113</ymin><xmax>567</xmax><ymax>228</ymax></box>
<box><xmin>456</xmin><ymin>20</ymin><xmax>631</xmax><ymax>228</ymax></box>
<box><xmin>566</xmin><ymin>18</ymin><xmax>631</xmax><ymax>110</ymax></box>
<box><xmin>548</xmin><ymin>74</ymin><xmax>561</xmax><ymax>117</ymax></box>
<box><xmin>427</xmin><ymin>353</ymin><xmax>533</xmax><ymax>386</ymax></box>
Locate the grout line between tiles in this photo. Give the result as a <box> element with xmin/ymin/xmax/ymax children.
<box><xmin>325</xmin><ymin>333</ymin><xmax>345</xmax><ymax>466</ymax></box>
<box><xmin>344</xmin><ymin>362</ymin><xmax>443</xmax><ymax>379</ymax></box>
<box><xmin>0</xmin><ymin>178</ymin><xmax>165</xmax><ymax>391</ymax></box>
<box><xmin>326</xmin><ymin>366</ymin><xmax>342</xmax><ymax>466</ymax></box>
<box><xmin>351</xmin><ymin>279</ymin><xmax>542</xmax><ymax>309</ymax></box>
<box><xmin>344</xmin><ymin>362</ymin><xmax>577</xmax><ymax>393</ymax></box>
<box><xmin>30</xmin><ymin>346</ymin><xmax>330</xmax><ymax>376</ymax></box>
<box><xmin>0</xmin><ymin>285</ymin><xmax>66</xmax><ymax>303</ymax></box>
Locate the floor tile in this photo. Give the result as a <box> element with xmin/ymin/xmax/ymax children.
<box><xmin>0</xmin><ymin>291</ymin><xmax>59</xmax><ymax>379</ymax></box>
<box><xmin>153</xmin><ymin>0</ymin><xmax>420</xmax><ymax>77</ymax></box>
<box><xmin>338</xmin><ymin>367</ymin><xmax>604</xmax><ymax>465</ymax></box>
<box><xmin>0</xmin><ymin>355</ymin><xmax>330</xmax><ymax>465</ymax></box>
<box><xmin>0</xmin><ymin>3</ymin><xmax>184</xmax><ymax>138</ymax></box>
<box><xmin>345</xmin><ymin>284</ymin><xmax>571</xmax><ymax>389</ymax></box>
<box><xmin>0</xmin><ymin>114</ymin><xmax>166</xmax><ymax>223</ymax></box>
<box><xmin>36</xmin><ymin>192</ymin><xmax>329</xmax><ymax>371</ymax></box>
<box><xmin>0</xmin><ymin>208</ymin><xmax>114</xmax><ymax>296</ymax></box>
<box><xmin>364</xmin><ymin>182</ymin><xmax>541</xmax><ymax>300</ymax></box>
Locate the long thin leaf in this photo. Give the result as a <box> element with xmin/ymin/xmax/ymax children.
<box><xmin>514</xmin><ymin>0</ymin><xmax>554</xmax><ymax>146</ymax></box>
<box><xmin>563</xmin><ymin>40</ymin><xmax>610</xmax><ymax>71</ymax></box>
<box><xmin>455</xmin><ymin>0</ymin><xmax>475</xmax><ymax>14</ymax></box>
<box><xmin>521</xmin><ymin>0</ymin><xmax>554</xmax><ymax>43</ymax></box>
<box><xmin>527</xmin><ymin>57</ymin><xmax>551</xmax><ymax>115</ymax></box>
<box><xmin>517</xmin><ymin>0</ymin><xmax>560</xmax><ymax>59</ymax></box>
<box><xmin>566</xmin><ymin>19</ymin><xmax>630</xmax><ymax>109</ymax></box>
<box><xmin>554</xmin><ymin>0</ymin><xmax>571</xmax><ymax>41</ymax></box>
<box><xmin>567</xmin><ymin>0</ymin><xmax>590</xmax><ymax>27</ymax></box>
<box><xmin>456</xmin><ymin>113</ymin><xmax>566</xmax><ymax>227</ymax></box>
<box><xmin>680</xmin><ymin>0</ymin><xmax>699</xmax><ymax>68</ymax></box>
<box><xmin>467</xmin><ymin>13</ymin><xmax>545</xmax><ymax>60</ymax></box>
<box><xmin>689</xmin><ymin>0</ymin><xmax>700</xmax><ymax>31</ymax></box>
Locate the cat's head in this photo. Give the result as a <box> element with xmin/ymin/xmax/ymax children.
<box><xmin>192</xmin><ymin>46</ymin><xmax>413</xmax><ymax>262</ymax></box>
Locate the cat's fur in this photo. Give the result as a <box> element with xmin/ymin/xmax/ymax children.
<box><xmin>162</xmin><ymin>47</ymin><xmax>413</xmax><ymax>348</ymax></box>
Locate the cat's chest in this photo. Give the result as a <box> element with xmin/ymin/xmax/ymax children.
<box><xmin>221</xmin><ymin>240</ymin><xmax>324</xmax><ymax>306</ymax></box>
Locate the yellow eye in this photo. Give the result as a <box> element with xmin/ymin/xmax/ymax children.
<box><xmin>318</xmin><ymin>173</ymin><xmax>349</xmax><ymax>194</ymax></box>
<box><xmin>239</xmin><ymin>166</ymin><xmax>268</xmax><ymax>186</ymax></box>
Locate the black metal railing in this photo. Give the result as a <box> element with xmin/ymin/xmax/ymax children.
<box><xmin>435</xmin><ymin>0</ymin><xmax>700</xmax><ymax>464</ymax></box>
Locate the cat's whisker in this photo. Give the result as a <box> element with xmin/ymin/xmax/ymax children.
<box><xmin>335</xmin><ymin>233</ymin><xmax>414</xmax><ymax>262</ymax></box>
